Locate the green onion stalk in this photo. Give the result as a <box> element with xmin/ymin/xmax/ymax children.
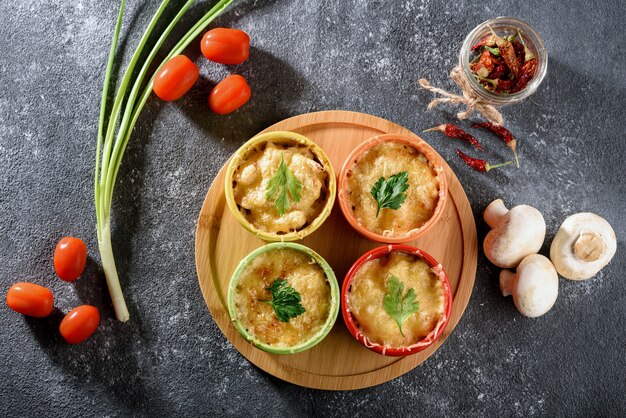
<box><xmin>95</xmin><ymin>0</ymin><xmax>234</xmax><ymax>322</ymax></box>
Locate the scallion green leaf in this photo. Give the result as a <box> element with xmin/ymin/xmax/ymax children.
<box><xmin>95</xmin><ymin>0</ymin><xmax>234</xmax><ymax>322</ymax></box>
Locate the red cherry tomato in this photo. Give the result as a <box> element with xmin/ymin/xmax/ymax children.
<box><xmin>6</xmin><ymin>282</ymin><xmax>54</xmax><ymax>317</ymax></box>
<box><xmin>209</xmin><ymin>75</ymin><xmax>251</xmax><ymax>115</ymax></box>
<box><xmin>59</xmin><ymin>305</ymin><xmax>100</xmax><ymax>344</ymax></box>
<box><xmin>153</xmin><ymin>55</ymin><xmax>199</xmax><ymax>101</ymax></box>
<box><xmin>54</xmin><ymin>237</ymin><xmax>87</xmax><ymax>282</ymax></box>
<box><xmin>201</xmin><ymin>28</ymin><xmax>250</xmax><ymax>65</ymax></box>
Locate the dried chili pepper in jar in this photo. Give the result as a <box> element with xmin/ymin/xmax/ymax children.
<box><xmin>512</xmin><ymin>58</ymin><xmax>538</xmax><ymax>93</ymax></box>
<box><xmin>466</xmin><ymin>23</ymin><xmax>544</xmax><ymax>98</ymax></box>
<box><xmin>489</xmin><ymin>63</ymin><xmax>507</xmax><ymax>80</ymax></box>
<box><xmin>492</xmin><ymin>30</ymin><xmax>521</xmax><ymax>80</ymax></box>
<box><xmin>512</xmin><ymin>39</ymin><xmax>525</xmax><ymax>68</ymax></box>
<box><xmin>470</xmin><ymin>34</ymin><xmax>496</xmax><ymax>51</ymax></box>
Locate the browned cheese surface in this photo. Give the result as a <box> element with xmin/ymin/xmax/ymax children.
<box><xmin>233</xmin><ymin>142</ymin><xmax>328</xmax><ymax>234</ymax></box>
<box><xmin>346</xmin><ymin>142</ymin><xmax>439</xmax><ymax>237</ymax></box>
<box><xmin>233</xmin><ymin>248</ymin><xmax>331</xmax><ymax>347</ymax></box>
<box><xmin>348</xmin><ymin>252</ymin><xmax>444</xmax><ymax>347</ymax></box>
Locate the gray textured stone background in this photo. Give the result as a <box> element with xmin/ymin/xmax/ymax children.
<box><xmin>1</xmin><ymin>0</ymin><xmax>625</xmax><ymax>416</ymax></box>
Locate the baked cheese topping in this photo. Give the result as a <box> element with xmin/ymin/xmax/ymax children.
<box><xmin>348</xmin><ymin>251</ymin><xmax>444</xmax><ymax>347</ymax></box>
<box><xmin>234</xmin><ymin>248</ymin><xmax>332</xmax><ymax>347</ymax></box>
<box><xmin>233</xmin><ymin>142</ymin><xmax>329</xmax><ymax>234</ymax></box>
<box><xmin>346</xmin><ymin>142</ymin><xmax>439</xmax><ymax>236</ymax></box>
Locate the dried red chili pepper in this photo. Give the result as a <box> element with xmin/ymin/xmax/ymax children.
<box><xmin>517</xmin><ymin>30</ymin><xmax>536</xmax><ymax>61</ymax></box>
<box><xmin>494</xmin><ymin>79</ymin><xmax>514</xmax><ymax>94</ymax></box>
<box><xmin>472</xmin><ymin>122</ymin><xmax>520</xmax><ymax>167</ymax></box>
<box><xmin>471</xmin><ymin>49</ymin><xmax>497</xmax><ymax>78</ymax></box>
<box><xmin>456</xmin><ymin>150</ymin><xmax>512</xmax><ymax>173</ymax></box>
<box><xmin>512</xmin><ymin>40</ymin><xmax>525</xmax><ymax>67</ymax></box>
<box><xmin>489</xmin><ymin>63</ymin><xmax>507</xmax><ymax>80</ymax></box>
<box><xmin>471</xmin><ymin>34</ymin><xmax>496</xmax><ymax>51</ymax></box>
<box><xmin>424</xmin><ymin>124</ymin><xmax>483</xmax><ymax>151</ymax></box>
<box><xmin>495</xmin><ymin>37</ymin><xmax>520</xmax><ymax>80</ymax></box>
<box><xmin>512</xmin><ymin>58</ymin><xmax>538</xmax><ymax>93</ymax></box>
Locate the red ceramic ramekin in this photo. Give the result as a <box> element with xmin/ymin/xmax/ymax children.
<box><xmin>341</xmin><ymin>244</ymin><xmax>453</xmax><ymax>356</ymax></box>
<box><xmin>337</xmin><ymin>134</ymin><xmax>448</xmax><ymax>243</ymax></box>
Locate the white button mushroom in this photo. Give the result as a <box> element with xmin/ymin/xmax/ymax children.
<box><xmin>500</xmin><ymin>254</ymin><xmax>558</xmax><ymax>317</ymax></box>
<box><xmin>483</xmin><ymin>199</ymin><xmax>546</xmax><ymax>268</ymax></box>
<box><xmin>550</xmin><ymin>213</ymin><xmax>617</xmax><ymax>281</ymax></box>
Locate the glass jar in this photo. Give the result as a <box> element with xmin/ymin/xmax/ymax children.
<box><xmin>459</xmin><ymin>17</ymin><xmax>547</xmax><ymax>106</ymax></box>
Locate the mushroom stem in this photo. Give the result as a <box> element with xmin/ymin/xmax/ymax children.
<box><xmin>550</xmin><ymin>213</ymin><xmax>616</xmax><ymax>281</ymax></box>
<box><xmin>573</xmin><ymin>231</ymin><xmax>605</xmax><ymax>262</ymax></box>
<box><xmin>484</xmin><ymin>199</ymin><xmax>509</xmax><ymax>229</ymax></box>
<box><xmin>499</xmin><ymin>269</ymin><xmax>516</xmax><ymax>296</ymax></box>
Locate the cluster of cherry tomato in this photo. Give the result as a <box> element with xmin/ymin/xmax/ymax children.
<box><xmin>6</xmin><ymin>237</ymin><xmax>100</xmax><ymax>344</ymax></box>
<box><xmin>153</xmin><ymin>27</ymin><xmax>252</xmax><ymax>114</ymax></box>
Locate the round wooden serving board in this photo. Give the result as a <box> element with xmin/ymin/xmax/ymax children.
<box><xmin>195</xmin><ymin>110</ymin><xmax>477</xmax><ymax>390</ymax></box>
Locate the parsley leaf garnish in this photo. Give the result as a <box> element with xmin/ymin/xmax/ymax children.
<box><xmin>265</xmin><ymin>155</ymin><xmax>303</xmax><ymax>216</ymax></box>
<box><xmin>370</xmin><ymin>171</ymin><xmax>409</xmax><ymax>217</ymax></box>
<box><xmin>260</xmin><ymin>278</ymin><xmax>306</xmax><ymax>322</ymax></box>
<box><xmin>383</xmin><ymin>276</ymin><xmax>420</xmax><ymax>337</ymax></box>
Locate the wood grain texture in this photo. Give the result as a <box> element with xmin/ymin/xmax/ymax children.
<box><xmin>195</xmin><ymin>110</ymin><xmax>477</xmax><ymax>390</ymax></box>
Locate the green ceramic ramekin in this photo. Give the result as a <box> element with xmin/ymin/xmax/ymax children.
<box><xmin>227</xmin><ymin>242</ymin><xmax>339</xmax><ymax>354</ymax></box>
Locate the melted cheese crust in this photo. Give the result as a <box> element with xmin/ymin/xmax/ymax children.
<box><xmin>348</xmin><ymin>252</ymin><xmax>444</xmax><ymax>347</ymax></box>
<box><xmin>234</xmin><ymin>248</ymin><xmax>332</xmax><ymax>347</ymax></box>
<box><xmin>233</xmin><ymin>142</ymin><xmax>329</xmax><ymax>234</ymax></box>
<box><xmin>346</xmin><ymin>142</ymin><xmax>439</xmax><ymax>236</ymax></box>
